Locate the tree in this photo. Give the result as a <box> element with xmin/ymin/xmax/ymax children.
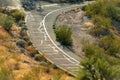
<box><xmin>55</xmin><ymin>25</ymin><xmax>73</xmax><ymax>46</ymax></box>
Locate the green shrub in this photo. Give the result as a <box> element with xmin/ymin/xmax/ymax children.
<box><xmin>106</xmin><ymin>4</ymin><xmax>120</xmax><ymax>20</ymax></box>
<box><xmin>89</xmin><ymin>15</ymin><xmax>112</xmax><ymax>37</ymax></box>
<box><xmin>55</xmin><ymin>25</ymin><xmax>72</xmax><ymax>46</ymax></box>
<box><xmin>85</xmin><ymin>0</ymin><xmax>106</xmax><ymax>17</ymax></box>
<box><xmin>89</xmin><ymin>28</ymin><xmax>110</xmax><ymax>37</ymax></box>
<box><xmin>11</xmin><ymin>9</ymin><xmax>25</xmax><ymax>21</ymax></box>
<box><xmin>92</xmin><ymin>15</ymin><xmax>112</xmax><ymax>29</ymax></box>
<box><xmin>0</xmin><ymin>16</ymin><xmax>14</xmax><ymax>31</ymax></box>
<box><xmin>78</xmin><ymin>44</ymin><xmax>120</xmax><ymax>80</ymax></box>
<box><xmin>85</xmin><ymin>0</ymin><xmax>120</xmax><ymax>21</ymax></box>
<box><xmin>99</xmin><ymin>35</ymin><xmax>120</xmax><ymax>56</ymax></box>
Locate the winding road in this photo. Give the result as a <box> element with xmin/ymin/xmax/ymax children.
<box><xmin>25</xmin><ymin>1</ymin><xmax>92</xmax><ymax>76</ymax></box>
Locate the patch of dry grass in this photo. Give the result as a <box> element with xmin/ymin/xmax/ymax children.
<box><xmin>0</xmin><ymin>28</ymin><xmax>12</xmax><ymax>40</ymax></box>
<box><xmin>0</xmin><ymin>25</ymin><xmax>74</xmax><ymax>80</ymax></box>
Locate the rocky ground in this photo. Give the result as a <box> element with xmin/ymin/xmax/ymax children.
<box><xmin>56</xmin><ymin>8</ymin><xmax>95</xmax><ymax>57</ymax></box>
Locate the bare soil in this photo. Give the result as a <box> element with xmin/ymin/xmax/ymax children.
<box><xmin>56</xmin><ymin>8</ymin><xmax>95</xmax><ymax>57</ymax></box>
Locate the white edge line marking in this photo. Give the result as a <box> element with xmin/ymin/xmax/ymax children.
<box><xmin>42</xmin><ymin>5</ymin><xmax>83</xmax><ymax>63</ymax></box>
<box><xmin>41</xmin><ymin>4</ymin><xmax>58</xmax><ymax>8</ymax></box>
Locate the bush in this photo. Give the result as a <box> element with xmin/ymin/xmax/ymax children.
<box><xmin>89</xmin><ymin>15</ymin><xmax>112</xmax><ymax>37</ymax></box>
<box><xmin>11</xmin><ymin>9</ymin><xmax>25</xmax><ymax>22</ymax></box>
<box><xmin>85</xmin><ymin>0</ymin><xmax>120</xmax><ymax>21</ymax></box>
<box><xmin>85</xmin><ymin>0</ymin><xmax>106</xmax><ymax>17</ymax></box>
<box><xmin>55</xmin><ymin>25</ymin><xmax>72</xmax><ymax>46</ymax></box>
<box><xmin>99</xmin><ymin>35</ymin><xmax>120</xmax><ymax>56</ymax></box>
<box><xmin>0</xmin><ymin>16</ymin><xmax>14</xmax><ymax>31</ymax></box>
<box><xmin>92</xmin><ymin>15</ymin><xmax>112</xmax><ymax>29</ymax></box>
<box><xmin>16</xmin><ymin>40</ymin><xmax>27</xmax><ymax>48</ymax></box>
<box><xmin>89</xmin><ymin>28</ymin><xmax>110</xmax><ymax>37</ymax></box>
<box><xmin>78</xmin><ymin>44</ymin><xmax>120</xmax><ymax>80</ymax></box>
<box><xmin>106</xmin><ymin>4</ymin><xmax>120</xmax><ymax>20</ymax></box>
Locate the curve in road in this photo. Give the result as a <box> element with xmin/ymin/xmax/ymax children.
<box><xmin>25</xmin><ymin>1</ymin><xmax>93</xmax><ymax>76</ymax></box>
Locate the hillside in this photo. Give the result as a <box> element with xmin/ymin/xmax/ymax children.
<box><xmin>0</xmin><ymin>5</ymin><xmax>74</xmax><ymax>80</ymax></box>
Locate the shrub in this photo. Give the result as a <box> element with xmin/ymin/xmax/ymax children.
<box><xmin>92</xmin><ymin>15</ymin><xmax>112</xmax><ymax>29</ymax></box>
<box><xmin>89</xmin><ymin>15</ymin><xmax>112</xmax><ymax>37</ymax></box>
<box><xmin>26</xmin><ymin>46</ymin><xmax>37</xmax><ymax>57</ymax></box>
<box><xmin>0</xmin><ymin>16</ymin><xmax>14</xmax><ymax>31</ymax></box>
<box><xmin>16</xmin><ymin>40</ymin><xmax>27</xmax><ymax>48</ymax></box>
<box><xmin>99</xmin><ymin>35</ymin><xmax>120</xmax><ymax>56</ymax></box>
<box><xmin>51</xmin><ymin>64</ymin><xmax>58</xmax><ymax>69</ymax></box>
<box><xmin>28</xmin><ymin>41</ymin><xmax>33</xmax><ymax>46</ymax></box>
<box><xmin>55</xmin><ymin>25</ymin><xmax>72</xmax><ymax>46</ymax></box>
<box><xmin>85</xmin><ymin>0</ymin><xmax>120</xmax><ymax>21</ymax></box>
<box><xmin>106</xmin><ymin>4</ymin><xmax>120</xmax><ymax>20</ymax></box>
<box><xmin>89</xmin><ymin>28</ymin><xmax>110</xmax><ymax>37</ymax></box>
<box><xmin>11</xmin><ymin>9</ymin><xmax>25</xmax><ymax>21</ymax></box>
<box><xmin>18</xmin><ymin>20</ymin><xmax>25</xmax><ymax>27</ymax></box>
<box><xmin>85</xmin><ymin>0</ymin><xmax>106</xmax><ymax>17</ymax></box>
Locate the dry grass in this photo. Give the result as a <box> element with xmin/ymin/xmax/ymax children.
<box><xmin>26</xmin><ymin>45</ymin><xmax>37</xmax><ymax>56</ymax></box>
<box><xmin>0</xmin><ymin>26</ymin><xmax>74</xmax><ymax>80</ymax></box>
<box><xmin>84</xmin><ymin>22</ymin><xmax>95</xmax><ymax>28</ymax></box>
<box><xmin>0</xmin><ymin>28</ymin><xmax>12</xmax><ymax>40</ymax></box>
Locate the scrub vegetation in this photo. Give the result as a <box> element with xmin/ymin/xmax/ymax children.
<box><xmin>76</xmin><ymin>0</ymin><xmax>120</xmax><ymax>80</ymax></box>
<box><xmin>55</xmin><ymin>25</ymin><xmax>73</xmax><ymax>47</ymax></box>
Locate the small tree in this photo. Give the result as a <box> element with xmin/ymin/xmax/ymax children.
<box><xmin>55</xmin><ymin>25</ymin><xmax>72</xmax><ymax>46</ymax></box>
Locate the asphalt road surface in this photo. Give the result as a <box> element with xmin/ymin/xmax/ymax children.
<box><xmin>25</xmin><ymin>1</ymin><xmax>92</xmax><ymax>76</ymax></box>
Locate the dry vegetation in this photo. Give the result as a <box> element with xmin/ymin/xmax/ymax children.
<box><xmin>0</xmin><ymin>8</ymin><xmax>74</xmax><ymax>80</ymax></box>
<box><xmin>0</xmin><ymin>24</ymin><xmax>74</xmax><ymax>80</ymax></box>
